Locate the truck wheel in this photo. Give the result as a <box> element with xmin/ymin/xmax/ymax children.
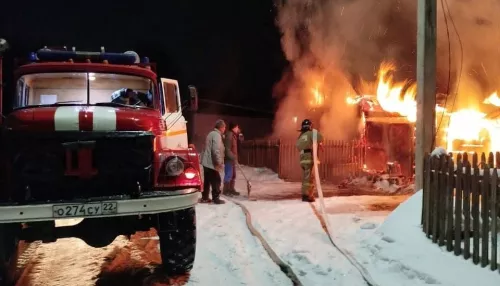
<box><xmin>158</xmin><ymin>207</ymin><xmax>196</xmax><ymax>275</ymax></box>
<box><xmin>0</xmin><ymin>224</ymin><xmax>19</xmax><ymax>285</ymax></box>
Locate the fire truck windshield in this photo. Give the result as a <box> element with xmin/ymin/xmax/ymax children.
<box><xmin>14</xmin><ymin>72</ymin><xmax>155</xmax><ymax>108</ymax></box>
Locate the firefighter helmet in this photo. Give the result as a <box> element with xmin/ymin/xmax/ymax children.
<box><xmin>300</xmin><ymin>119</ymin><xmax>312</xmax><ymax>132</ymax></box>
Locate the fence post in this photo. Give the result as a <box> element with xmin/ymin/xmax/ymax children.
<box><xmin>472</xmin><ymin>153</ymin><xmax>480</xmax><ymax>265</ymax></box>
<box><xmin>491</xmin><ymin>165</ymin><xmax>498</xmax><ymax>271</ymax></box>
<box><xmin>445</xmin><ymin>154</ymin><xmax>454</xmax><ymax>251</ymax></box>
<box><xmin>423</xmin><ymin>154</ymin><xmax>430</xmax><ymax>230</ymax></box>
<box><xmin>464</xmin><ymin>154</ymin><xmax>472</xmax><ymax>260</ymax></box>
<box><xmin>454</xmin><ymin>153</ymin><xmax>463</xmax><ymax>256</ymax></box>
<box><xmin>481</xmin><ymin>153</ymin><xmax>490</xmax><ymax>267</ymax></box>
<box><xmin>437</xmin><ymin>155</ymin><xmax>446</xmax><ymax>246</ymax></box>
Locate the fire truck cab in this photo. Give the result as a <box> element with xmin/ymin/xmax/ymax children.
<box><xmin>0</xmin><ymin>42</ymin><xmax>201</xmax><ymax>282</ymax></box>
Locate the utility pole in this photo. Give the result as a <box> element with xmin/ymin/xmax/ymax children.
<box><xmin>415</xmin><ymin>0</ymin><xmax>437</xmax><ymax>192</ymax></box>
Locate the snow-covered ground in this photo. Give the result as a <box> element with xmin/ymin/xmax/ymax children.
<box><xmin>14</xmin><ymin>203</ymin><xmax>292</xmax><ymax>286</ymax></box>
<box><xmin>11</xmin><ymin>163</ymin><xmax>500</xmax><ymax>285</ymax></box>
<box><xmin>233</xmin><ymin>165</ymin><xmax>500</xmax><ymax>286</ymax></box>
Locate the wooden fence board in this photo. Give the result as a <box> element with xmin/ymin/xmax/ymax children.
<box><xmin>431</xmin><ymin>157</ymin><xmax>439</xmax><ymax>241</ymax></box>
<box><xmin>438</xmin><ymin>156</ymin><xmax>446</xmax><ymax>246</ymax></box>
<box><xmin>423</xmin><ymin>152</ymin><xmax>500</xmax><ymax>272</ymax></box>
<box><xmin>492</xmin><ymin>167</ymin><xmax>499</xmax><ymax>272</ymax></box>
<box><xmin>481</xmin><ymin>157</ymin><xmax>490</xmax><ymax>267</ymax></box>
<box><xmin>240</xmin><ymin>139</ymin><xmax>363</xmax><ymax>183</ymax></box>
<box><xmin>464</xmin><ymin>159</ymin><xmax>472</xmax><ymax>260</ymax></box>
<box><xmin>454</xmin><ymin>153</ymin><xmax>463</xmax><ymax>256</ymax></box>
<box><xmin>472</xmin><ymin>154</ymin><xmax>480</xmax><ymax>265</ymax></box>
<box><xmin>446</xmin><ymin>155</ymin><xmax>454</xmax><ymax>251</ymax></box>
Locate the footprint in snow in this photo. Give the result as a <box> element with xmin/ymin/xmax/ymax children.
<box><xmin>360</xmin><ymin>222</ymin><xmax>377</xmax><ymax>230</ymax></box>
<box><xmin>382</xmin><ymin>236</ymin><xmax>395</xmax><ymax>243</ymax></box>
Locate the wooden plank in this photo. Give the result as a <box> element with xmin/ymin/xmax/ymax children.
<box><xmin>472</xmin><ymin>153</ymin><xmax>480</xmax><ymax>265</ymax></box>
<box><xmin>423</xmin><ymin>155</ymin><xmax>431</xmax><ymax>230</ymax></box>
<box><xmin>431</xmin><ymin>157</ymin><xmax>439</xmax><ymax>240</ymax></box>
<box><xmin>438</xmin><ymin>155</ymin><xmax>447</xmax><ymax>246</ymax></box>
<box><xmin>481</xmin><ymin>155</ymin><xmax>490</xmax><ymax>267</ymax></box>
<box><xmin>496</xmin><ymin>152</ymin><xmax>500</xmax><ymax>169</ymax></box>
<box><xmin>488</xmin><ymin>152</ymin><xmax>494</xmax><ymax>169</ymax></box>
<box><xmin>446</xmin><ymin>155</ymin><xmax>454</xmax><ymax>251</ymax></box>
<box><xmin>464</xmin><ymin>159</ymin><xmax>472</xmax><ymax>260</ymax></box>
<box><xmin>491</xmin><ymin>168</ymin><xmax>498</xmax><ymax>271</ymax></box>
<box><xmin>454</xmin><ymin>153</ymin><xmax>463</xmax><ymax>256</ymax></box>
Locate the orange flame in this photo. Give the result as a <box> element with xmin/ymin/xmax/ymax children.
<box><xmin>483</xmin><ymin>92</ymin><xmax>500</xmax><ymax>107</ymax></box>
<box><xmin>310</xmin><ymin>85</ymin><xmax>324</xmax><ymax>107</ymax></box>
<box><xmin>376</xmin><ymin>62</ymin><xmax>417</xmax><ymax>122</ymax></box>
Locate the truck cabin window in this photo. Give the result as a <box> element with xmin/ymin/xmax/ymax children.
<box><xmin>163</xmin><ymin>81</ymin><xmax>179</xmax><ymax>113</ymax></box>
<box><xmin>14</xmin><ymin>72</ymin><xmax>155</xmax><ymax>108</ymax></box>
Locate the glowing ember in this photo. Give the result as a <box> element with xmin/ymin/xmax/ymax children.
<box><xmin>483</xmin><ymin>92</ymin><xmax>500</xmax><ymax>107</ymax></box>
<box><xmin>310</xmin><ymin>85</ymin><xmax>325</xmax><ymax>107</ymax></box>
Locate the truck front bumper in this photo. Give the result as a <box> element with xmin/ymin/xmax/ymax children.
<box><xmin>0</xmin><ymin>188</ymin><xmax>200</xmax><ymax>223</ymax></box>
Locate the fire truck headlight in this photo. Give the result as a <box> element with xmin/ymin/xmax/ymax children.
<box><xmin>165</xmin><ymin>157</ymin><xmax>185</xmax><ymax>176</ymax></box>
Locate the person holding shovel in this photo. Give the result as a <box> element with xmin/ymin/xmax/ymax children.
<box><xmin>223</xmin><ymin>122</ymin><xmax>241</xmax><ymax>196</ymax></box>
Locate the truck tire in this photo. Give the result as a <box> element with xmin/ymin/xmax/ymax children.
<box><xmin>158</xmin><ymin>207</ymin><xmax>196</xmax><ymax>275</ymax></box>
<box><xmin>0</xmin><ymin>224</ymin><xmax>18</xmax><ymax>286</ymax></box>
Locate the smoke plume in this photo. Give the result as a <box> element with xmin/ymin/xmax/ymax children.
<box><xmin>272</xmin><ymin>0</ymin><xmax>500</xmax><ymax>139</ymax></box>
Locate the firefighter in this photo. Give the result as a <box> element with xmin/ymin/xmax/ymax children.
<box><xmin>296</xmin><ymin>119</ymin><xmax>324</xmax><ymax>202</ymax></box>
<box><xmin>111</xmin><ymin>88</ymin><xmax>152</xmax><ymax>106</ymax></box>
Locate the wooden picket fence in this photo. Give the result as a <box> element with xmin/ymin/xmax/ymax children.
<box><xmin>239</xmin><ymin>139</ymin><xmax>363</xmax><ymax>183</ymax></box>
<box><xmin>423</xmin><ymin>152</ymin><xmax>500</xmax><ymax>272</ymax></box>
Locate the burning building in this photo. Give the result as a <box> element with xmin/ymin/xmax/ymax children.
<box><xmin>272</xmin><ymin>0</ymin><xmax>500</xmax><ymax>179</ymax></box>
<box><xmin>276</xmin><ymin>59</ymin><xmax>500</xmax><ymax>179</ymax></box>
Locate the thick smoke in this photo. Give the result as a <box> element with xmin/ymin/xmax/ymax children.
<box><xmin>437</xmin><ymin>0</ymin><xmax>500</xmax><ymax>112</ymax></box>
<box><xmin>273</xmin><ymin>0</ymin><xmax>500</xmax><ymax>139</ymax></box>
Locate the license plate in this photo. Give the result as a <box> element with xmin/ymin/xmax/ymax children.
<box><xmin>52</xmin><ymin>202</ymin><xmax>118</xmax><ymax>218</ymax></box>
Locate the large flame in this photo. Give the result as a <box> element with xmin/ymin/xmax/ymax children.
<box><xmin>445</xmin><ymin>108</ymin><xmax>500</xmax><ymax>154</ymax></box>
<box><xmin>446</xmin><ymin>109</ymin><xmax>487</xmax><ymax>152</ymax></box>
<box><xmin>306</xmin><ymin>61</ymin><xmax>500</xmax><ymax>156</ymax></box>
<box><xmin>376</xmin><ymin>62</ymin><xmax>417</xmax><ymax>122</ymax></box>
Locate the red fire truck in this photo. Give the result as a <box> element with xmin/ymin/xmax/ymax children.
<box><xmin>0</xmin><ymin>40</ymin><xmax>201</xmax><ymax>282</ymax></box>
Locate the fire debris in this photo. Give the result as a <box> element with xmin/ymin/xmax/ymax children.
<box><xmin>339</xmin><ymin>162</ymin><xmax>415</xmax><ymax>195</ymax></box>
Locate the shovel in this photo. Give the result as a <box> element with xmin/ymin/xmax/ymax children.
<box><xmin>236</xmin><ymin>162</ymin><xmax>253</xmax><ymax>200</ymax></box>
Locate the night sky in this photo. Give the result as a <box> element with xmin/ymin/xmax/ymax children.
<box><xmin>0</xmin><ymin>1</ymin><xmax>285</xmax><ymax>117</ymax></box>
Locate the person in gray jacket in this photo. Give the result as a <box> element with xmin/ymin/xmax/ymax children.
<box><xmin>200</xmin><ymin>119</ymin><xmax>226</xmax><ymax>204</ymax></box>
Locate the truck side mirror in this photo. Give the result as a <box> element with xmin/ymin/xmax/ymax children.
<box><xmin>188</xmin><ymin>85</ymin><xmax>198</xmax><ymax>112</ymax></box>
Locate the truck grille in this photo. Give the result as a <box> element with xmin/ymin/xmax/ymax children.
<box><xmin>4</xmin><ymin>131</ymin><xmax>154</xmax><ymax>202</ymax></box>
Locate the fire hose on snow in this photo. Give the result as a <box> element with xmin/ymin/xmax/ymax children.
<box><xmin>311</xmin><ymin>129</ymin><xmax>380</xmax><ymax>286</ymax></box>
<box><xmin>223</xmin><ymin>131</ymin><xmax>381</xmax><ymax>286</ymax></box>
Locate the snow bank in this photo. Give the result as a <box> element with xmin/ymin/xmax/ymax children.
<box><xmin>363</xmin><ymin>190</ymin><xmax>500</xmax><ymax>286</ymax></box>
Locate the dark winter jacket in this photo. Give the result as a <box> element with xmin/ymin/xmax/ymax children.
<box><xmin>224</xmin><ymin>130</ymin><xmax>238</xmax><ymax>163</ymax></box>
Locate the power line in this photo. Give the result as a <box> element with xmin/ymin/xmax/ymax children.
<box><xmin>443</xmin><ymin>0</ymin><xmax>464</xmax><ymax>120</ymax></box>
<box><xmin>433</xmin><ymin>0</ymin><xmax>453</xmax><ymax>148</ymax></box>
<box><xmin>199</xmin><ymin>98</ymin><xmax>274</xmax><ymax>115</ymax></box>
<box><xmin>433</xmin><ymin>0</ymin><xmax>464</xmax><ymax>147</ymax></box>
